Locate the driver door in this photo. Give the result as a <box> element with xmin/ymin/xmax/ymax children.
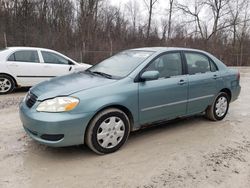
<box><xmin>40</xmin><ymin>50</ymin><xmax>74</xmax><ymax>77</ymax></box>
<box><xmin>139</xmin><ymin>52</ymin><xmax>188</xmax><ymax>124</ymax></box>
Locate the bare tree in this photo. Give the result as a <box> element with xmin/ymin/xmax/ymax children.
<box><xmin>176</xmin><ymin>0</ymin><xmax>205</xmax><ymax>39</ymax></box>
<box><xmin>204</xmin><ymin>0</ymin><xmax>230</xmax><ymax>41</ymax></box>
<box><xmin>0</xmin><ymin>0</ymin><xmax>250</xmax><ymax>65</ymax></box>
<box><xmin>228</xmin><ymin>0</ymin><xmax>249</xmax><ymax>48</ymax></box>
<box><xmin>143</xmin><ymin>0</ymin><xmax>159</xmax><ymax>39</ymax></box>
<box><xmin>228</xmin><ymin>0</ymin><xmax>250</xmax><ymax>65</ymax></box>
<box><xmin>161</xmin><ymin>19</ymin><xmax>168</xmax><ymax>41</ymax></box>
<box><xmin>125</xmin><ymin>0</ymin><xmax>139</xmax><ymax>36</ymax></box>
<box><xmin>167</xmin><ymin>0</ymin><xmax>174</xmax><ymax>39</ymax></box>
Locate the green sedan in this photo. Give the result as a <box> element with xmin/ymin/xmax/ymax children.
<box><xmin>19</xmin><ymin>47</ymin><xmax>241</xmax><ymax>154</ymax></box>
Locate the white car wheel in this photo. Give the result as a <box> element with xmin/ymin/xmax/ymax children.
<box><xmin>0</xmin><ymin>75</ymin><xmax>15</xmax><ymax>94</ymax></box>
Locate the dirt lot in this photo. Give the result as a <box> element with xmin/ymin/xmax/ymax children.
<box><xmin>0</xmin><ymin>67</ymin><xmax>250</xmax><ymax>188</ymax></box>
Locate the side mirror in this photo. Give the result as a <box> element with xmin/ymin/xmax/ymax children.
<box><xmin>141</xmin><ymin>71</ymin><xmax>159</xmax><ymax>81</ymax></box>
<box><xmin>68</xmin><ymin>60</ymin><xmax>75</xmax><ymax>65</ymax></box>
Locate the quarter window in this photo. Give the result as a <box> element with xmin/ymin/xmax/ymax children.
<box><xmin>7</xmin><ymin>50</ymin><xmax>39</xmax><ymax>63</ymax></box>
<box><xmin>41</xmin><ymin>51</ymin><xmax>69</xmax><ymax>65</ymax></box>
<box><xmin>146</xmin><ymin>52</ymin><xmax>183</xmax><ymax>78</ymax></box>
<box><xmin>210</xmin><ymin>61</ymin><xmax>218</xmax><ymax>72</ymax></box>
<box><xmin>185</xmin><ymin>52</ymin><xmax>213</xmax><ymax>74</ymax></box>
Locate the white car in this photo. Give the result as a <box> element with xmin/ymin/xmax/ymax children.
<box><xmin>0</xmin><ymin>47</ymin><xmax>91</xmax><ymax>94</ymax></box>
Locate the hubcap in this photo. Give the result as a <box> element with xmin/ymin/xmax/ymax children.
<box><xmin>97</xmin><ymin>116</ymin><xmax>125</xmax><ymax>149</ymax></box>
<box><xmin>0</xmin><ymin>78</ymin><xmax>12</xmax><ymax>93</ymax></box>
<box><xmin>215</xmin><ymin>96</ymin><xmax>228</xmax><ymax>117</ymax></box>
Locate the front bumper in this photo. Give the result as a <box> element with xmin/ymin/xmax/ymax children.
<box><xmin>19</xmin><ymin>101</ymin><xmax>93</xmax><ymax>147</ymax></box>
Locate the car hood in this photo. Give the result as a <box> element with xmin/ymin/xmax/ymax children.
<box><xmin>74</xmin><ymin>63</ymin><xmax>92</xmax><ymax>71</ymax></box>
<box><xmin>30</xmin><ymin>72</ymin><xmax>117</xmax><ymax>101</ymax></box>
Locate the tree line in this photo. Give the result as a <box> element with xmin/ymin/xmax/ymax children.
<box><xmin>0</xmin><ymin>0</ymin><xmax>249</xmax><ymax>66</ymax></box>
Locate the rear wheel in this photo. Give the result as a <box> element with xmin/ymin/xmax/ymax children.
<box><xmin>86</xmin><ymin>108</ymin><xmax>130</xmax><ymax>154</ymax></box>
<box><xmin>0</xmin><ymin>75</ymin><xmax>15</xmax><ymax>94</ymax></box>
<box><xmin>205</xmin><ymin>92</ymin><xmax>229</xmax><ymax>121</ymax></box>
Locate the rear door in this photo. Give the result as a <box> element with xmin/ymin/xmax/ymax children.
<box><xmin>184</xmin><ymin>51</ymin><xmax>219</xmax><ymax>115</ymax></box>
<box><xmin>40</xmin><ymin>50</ymin><xmax>74</xmax><ymax>76</ymax></box>
<box><xmin>6</xmin><ymin>50</ymin><xmax>46</xmax><ymax>86</ymax></box>
<box><xmin>139</xmin><ymin>51</ymin><xmax>188</xmax><ymax>124</ymax></box>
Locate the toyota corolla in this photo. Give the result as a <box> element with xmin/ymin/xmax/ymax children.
<box><xmin>19</xmin><ymin>47</ymin><xmax>241</xmax><ymax>154</ymax></box>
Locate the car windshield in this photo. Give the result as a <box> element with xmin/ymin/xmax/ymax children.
<box><xmin>87</xmin><ymin>50</ymin><xmax>154</xmax><ymax>79</ymax></box>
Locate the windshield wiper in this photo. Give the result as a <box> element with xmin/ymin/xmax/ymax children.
<box><xmin>85</xmin><ymin>69</ymin><xmax>94</xmax><ymax>75</ymax></box>
<box><xmin>92</xmin><ymin>71</ymin><xmax>113</xmax><ymax>79</ymax></box>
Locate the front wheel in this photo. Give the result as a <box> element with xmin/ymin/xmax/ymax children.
<box><xmin>0</xmin><ymin>75</ymin><xmax>15</xmax><ymax>94</ymax></box>
<box><xmin>86</xmin><ymin>108</ymin><xmax>130</xmax><ymax>154</ymax></box>
<box><xmin>205</xmin><ymin>92</ymin><xmax>229</xmax><ymax>121</ymax></box>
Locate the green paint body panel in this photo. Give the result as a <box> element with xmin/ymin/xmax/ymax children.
<box><xmin>19</xmin><ymin>47</ymin><xmax>241</xmax><ymax>147</ymax></box>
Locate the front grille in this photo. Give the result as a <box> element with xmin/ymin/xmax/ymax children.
<box><xmin>25</xmin><ymin>92</ymin><xmax>38</xmax><ymax>108</ymax></box>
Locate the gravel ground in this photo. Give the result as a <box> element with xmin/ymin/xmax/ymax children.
<box><xmin>0</xmin><ymin>67</ymin><xmax>250</xmax><ymax>188</ymax></box>
<box><xmin>0</xmin><ymin>88</ymin><xmax>28</xmax><ymax>109</ymax></box>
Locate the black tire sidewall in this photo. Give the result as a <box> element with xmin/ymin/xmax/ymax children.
<box><xmin>213</xmin><ymin>93</ymin><xmax>229</xmax><ymax>120</ymax></box>
<box><xmin>91</xmin><ymin>111</ymin><xmax>130</xmax><ymax>154</ymax></box>
<box><xmin>0</xmin><ymin>75</ymin><xmax>15</xmax><ymax>94</ymax></box>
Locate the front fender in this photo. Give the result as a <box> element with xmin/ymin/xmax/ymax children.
<box><xmin>71</xmin><ymin>80</ymin><xmax>139</xmax><ymax>127</ymax></box>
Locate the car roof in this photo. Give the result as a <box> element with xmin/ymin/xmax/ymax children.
<box><xmin>129</xmin><ymin>47</ymin><xmax>209</xmax><ymax>54</ymax></box>
<box><xmin>5</xmin><ymin>46</ymin><xmax>59</xmax><ymax>52</ymax></box>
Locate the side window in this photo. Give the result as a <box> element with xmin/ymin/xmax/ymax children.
<box><xmin>185</xmin><ymin>52</ymin><xmax>211</xmax><ymax>74</ymax></box>
<box><xmin>41</xmin><ymin>51</ymin><xmax>69</xmax><ymax>65</ymax></box>
<box><xmin>7</xmin><ymin>50</ymin><xmax>39</xmax><ymax>63</ymax></box>
<box><xmin>146</xmin><ymin>52</ymin><xmax>183</xmax><ymax>78</ymax></box>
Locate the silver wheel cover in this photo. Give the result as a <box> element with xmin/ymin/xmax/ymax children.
<box><xmin>0</xmin><ymin>78</ymin><xmax>12</xmax><ymax>93</ymax></box>
<box><xmin>215</xmin><ymin>96</ymin><xmax>228</xmax><ymax>117</ymax></box>
<box><xmin>97</xmin><ymin>116</ymin><xmax>125</xmax><ymax>149</ymax></box>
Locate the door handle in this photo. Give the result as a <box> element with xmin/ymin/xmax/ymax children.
<box><xmin>178</xmin><ymin>79</ymin><xmax>186</xmax><ymax>85</ymax></box>
<box><xmin>213</xmin><ymin>74</ymin><xmax>218</xmax><ymax>79</ymax></box>
<box><xmin>9</xmin><ymin>63</ymin><xmax>18</xmax><ymax>67</ymax></box>
<box><xmin>69</xmin><ymin>66</ymin><xmax>72</xmax><ymax>71</ymax></box>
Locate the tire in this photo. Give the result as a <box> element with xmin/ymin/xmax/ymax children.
<box><xmin>0</xmin><ymin>75</ymin><xmax>15</xmax><ymax>94</ymax></box>
<box><xmin>86</xmin><ymin>108</ymin><xmax>130</xmax><ymax>154</ymax></box>
<box><xmin>205</xmin><ymin>92</ymin><xmax>229</xmax><ymax>121</ymax></box>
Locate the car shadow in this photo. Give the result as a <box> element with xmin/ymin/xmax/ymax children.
<box><xmin>14</xmin><ymin>87</ymin><xmax>30</xmax><ymax>93</ymax></box>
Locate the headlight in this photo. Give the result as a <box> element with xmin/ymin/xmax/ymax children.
<box><xmin>36</xmin><ymin>97</ymin><xmax>79</xmax><ymax>112</ymax></box>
